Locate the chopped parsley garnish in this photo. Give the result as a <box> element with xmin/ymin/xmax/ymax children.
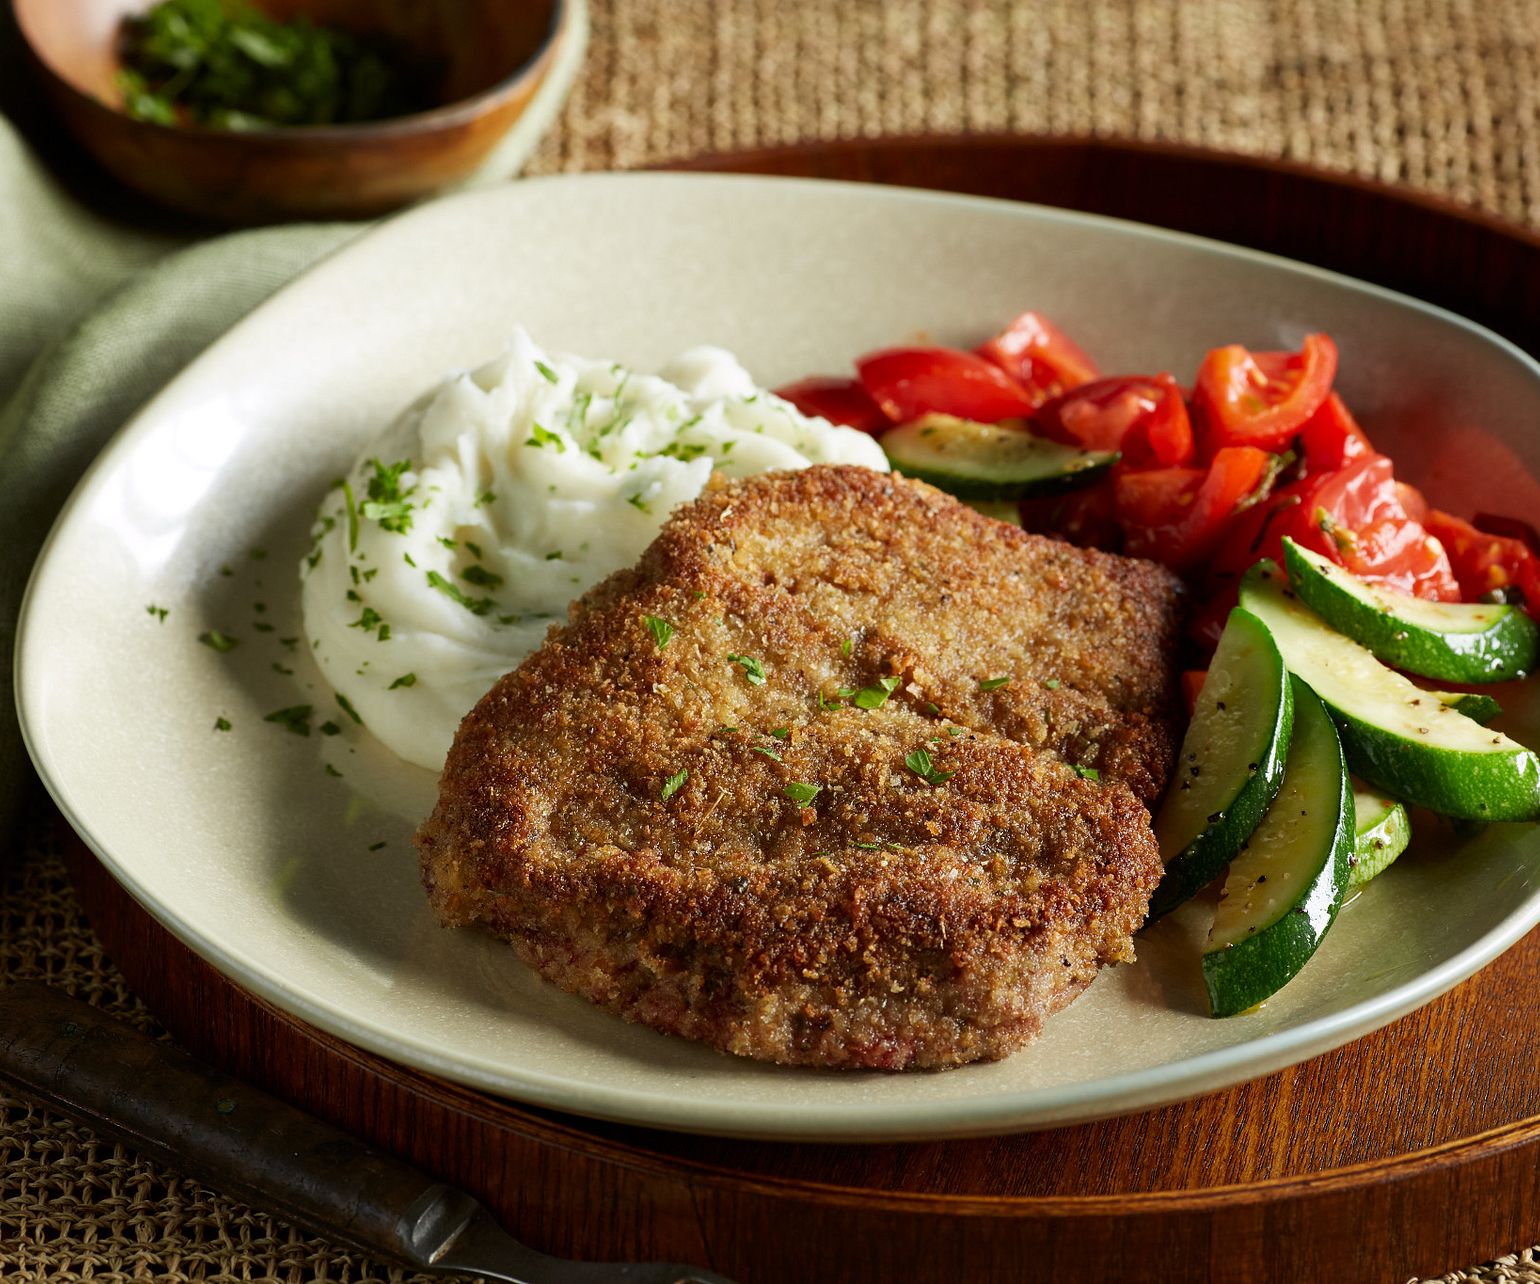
<box><xmin>359</xmin><ymin>458</ymin><xmax>416</xmax><ymax>533</ymax></box>
<box><xmin>271</xmin><ymin>662</ymin><xmax>293</xmax><ymax>676</ymax></box>
<box><xmin>461</xmin><ymin>564</ymin><xmax>504</xmax><ymax>589</ymax></box>
<box><xmin>979</xmin><ymin>676</ymin><xmax>1011</xmax><ymax>692</ymax></box>
<box><xmin>626</xmin><ymin>493</ymin><xmax>652</xmax><ymax>514</ymax></box>
<box><xmin>726</xmin><ymin>653</ymin><xmax>767</xmax><ymax>685</ymax></box>
<box><xmin>566</xmin><ymin>390</ymin><xmax>594</xmax><ymax>436</ymax></box>
<box><xmin>426</xmin><ymin>570</ymin><xmax>493</xmax><ymax>615</ymax></box>
<box><xmin>349</xmin><ymin>607</ymin><xmax>384</xmax><ymax>632</ymax></box>
<box><xmin>783</xmin><ymin>781</ymin><xmax>822</xmax><ymax>808</ymax></box>
<box><xmin>1072</xmin><ymin>764</ymin><xmax>1101</xmax><ymax>781</ymax></box>
<box><xmin>534</xmin><ymin>359</ymin><xmax>559</xmax><ymax>384</ymax></box>
<box><xmin>199</xmin><ymin>629</ymin><xmax>238</xmax><ymax>652</ymax></box>
<box><xmin>342</xmin><ymin>481</ymin><xmax>359</xmax><ymax>551</ymax></box>
<box><xmin>117</xmin><ymin>0</ymin><xmax>426</xmax><ymax>130</ymax></box>
<box><xmin>402</xmin><ymin>552</ymin><xmax>416</xmax><ymax>568</ymax></box>
<box><xmin>368</xmin><ymin>841</ymin><xmax>387</xmax><ymax>852</ymax></box>
<box><xmin>213</xmin><ymin>717</ymin><xmax>231</xmax><ymax>732</ymax></box>
<box><xmin>437</xmin><ymin>536</ymin><xmax>457</xmax><ymax>550</ymax></box>
<box><xmin>854</xmin><ymin>840</ymin><xmax>882</xmax><ymax>850</ymax></box>
<box><xmin>841</xmin><ymin>638</ymin><xmax>853</xmax><ymax>657</ymax></box>
<box><xmin>752</xmin><ymin>745</ymin><xmax>782</xmax><ymax>761</ymax></box>
<box><xmin>464</xmin><ymin>541</ymin><xmax>484</xmax><ymax>560</ymax></box>
<box><xmin>904</xmin><ymin>748</ymin><xmax>955</xmax><ymax>786</ymax></box>
<box><xmin>654</xmin><ymin>441</ymin><xmax>708</xmax><ymax>462</ymax></box>
<box><xmin>474</xmin><ymin>489</ymin><xmax>496</xmax><ymax>507</ymax></box>
<box><xmin>713</xmin><ymin>725</ymin><xmax>739</xmax><ymax>735</ymax></box>
<box><xmin>770</xmin><ymin>727</ymin><xmax>790</xmax><ymax>740</ymax></box>
<box><xmin>264</xmin><ymin>704</ymin><xmax>312</xmax><ymax>736</ymax></box>
<box><xmin>660</xmin><ymin>768</ymin><xmax>688</xmax><ymax>802</ymax></box>
<box><xmin>252</xmin><ymin>622</ymin><xmax>275</xmax><ymax>633</ymax></box>
<box><xmin>388</xmin><ymin>673</ymin><xmax>417</xmax><ymax>689</ymax></box>
<box><xmin>324</xmin><ymin>764</ymin><xmax>343</xmax><ymax>778</ymax></box>
<box><xmin>643</xmin><ymin>615</ymin><xmax>675</xmax><ymax>649</ymax></box>
<box><xmin>525</xmin><ymin>422</ymin><xmax>566</xmax><ymax>453</ymax></box>
<box><xmin>219</xmin><ymin>563</ymin><xmax>233</xmax><ymax>577</ymax></box>
<box><xmin>335</xmin><ymin>693</ymin><xmax>364</xmax><ymax>725</ymax></box>
<box><xmin>543</xmin><ymin>551</ymin><xmax>563</xmax><ymax>561</ymax></box>
<box><xmin>249</xmin><ymin>547</ymin><xmax>267</xmax><ymax>561</ymax></box>
<box><xmin>598</xmin><ymin>374</ymin><xmax>633</xmax><ymax>435</ymax></box>
<box><xmin>1045</xmin><ymin>678</ymin><xmax>1061</xmax><ymax>690</ymax></box>
<box><xmin>946</xmin><ymin>726</ymin><xmax>964</xmax><ymax>737</ymax></box>
<box><xmin>318</xmin><ymin>721</ymin><xmax>342</xmax><ymax>736</ymax></box>
<box><xmin>280</xmin><ymin>636</ymin><xmax>299</xmax><ymax>651</ymax></box>
<box><xmin>146</xmin><ymin>604</ymin><xmax>168</xmax><ymax>623</ymax></box>
<box><xmin>853</xmin><ymin>675</ymin><xmax>902</xmax><ymax>710</ymax></box>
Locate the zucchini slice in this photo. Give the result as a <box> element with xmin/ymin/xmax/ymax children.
<box><xmin>1240</xmin><ymin>561</ymin><xmax>1540</xmax><ymax>821</ymax></box>
<box><xmin>881</xmin><ymin>413</ymin><xmax>1117</xmax><ymax>500</ymax></box>
<box><xmin>1348</xmin><ymin>783</ymin><xmax>1411</xmax><ymax>892</ymax></box>
<box><xmin>1282</xmin><ymin>537</ymin><xmax>1538</xmax><ymax>683</ymax></box>
<box><xmin>964</xmin><ymin>498</ymin><xmax>1024</xmax><ymax>527</ymax></box>
<box><xmin>1202</xmin><ymin>677</ymin><xmax>1353</xmax><ymax>1018</ymax></box>
<box><xmin>1443</xmin><ymin>692</ymin><xmax>1502</xmax><ymax>725</ymax></box>
<box><xmin>1149</xmin><ymin>607</ymin><xmax>1293</xmax><ymax>921</ymax></box>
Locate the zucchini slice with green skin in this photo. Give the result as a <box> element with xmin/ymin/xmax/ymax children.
<box><xmin>881</xmin><ymin>413</ymin><xmax>1118</xmax><ymax>500</ymax></box>
<box><xmin>1348</xmin><ymin>783</ymin><xmax>1411</xmax><ymax>892</ymax></box>
<box><xmin>1282</xmin><ymin>537</ymin><xmax>1538</xmax><ymax>683</ymax></box>
<box><xmin>1203</xmin><ymin>677</ymin><xmax>1353</xmax><ymax>1018</ymax></box>
<box><xmin>1148</xmin><ymin>607</ymin><xmax>1293</xmax><ymax>922</ymax></box>
<box><xmin>965</xmin><ymin>498</ymin><xmax>1024</xmax><ymax>527</ymax></box>
<box><xmin>1240</xmin><ymin>561</ymin><xmax>1540</xmax><ymax>821</ymax></box>
<box><xmin>1443</xmin><ymin>692</ymin><xmax>1502</xmax><ymax>725</ymax></box>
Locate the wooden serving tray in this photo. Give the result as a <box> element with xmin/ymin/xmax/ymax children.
<box><xmin>67</xmin><ymin>138</ymin><xmax>1540</xmax><ymax>1284</ymax></box>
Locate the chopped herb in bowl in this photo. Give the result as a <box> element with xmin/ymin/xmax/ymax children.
<box><xmin>117</xmin><ymin>0</ymin><xmax>434</xmax><ymax>130</ymax></box>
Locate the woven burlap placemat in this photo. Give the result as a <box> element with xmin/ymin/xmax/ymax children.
<box><xmin>7</xmin><ymin>1</ymin><xmax>1540</xmax><ymax>1279</ymax></box>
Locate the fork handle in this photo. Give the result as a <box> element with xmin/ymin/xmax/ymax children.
<box><xmin>0</xmin><ymin>982</ymin><xmax>482</xmax><ymax>1269</ymax></box>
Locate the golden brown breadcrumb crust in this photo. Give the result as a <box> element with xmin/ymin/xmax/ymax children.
<box><xmin>416</xmin><ymin>466</ymin><xmax>1184</xmax><ymax>1070</ymax></box>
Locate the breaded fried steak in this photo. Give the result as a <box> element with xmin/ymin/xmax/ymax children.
<box><xmin>416</xmin><ymin>466</ymin><xmax>1184</xmax><ymax>1070</ymax></box>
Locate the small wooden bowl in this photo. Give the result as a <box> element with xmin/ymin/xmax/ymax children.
<box><xmin>14</xmin><ymin>0</ymin><xmax>564</xmax><ymax>223</ymax></box>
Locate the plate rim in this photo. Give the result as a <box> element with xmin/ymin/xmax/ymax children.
<box><xmin>20</xmin><ymin>170</ymin><xmax>1540</xmax><ymax>1141</ymax></box>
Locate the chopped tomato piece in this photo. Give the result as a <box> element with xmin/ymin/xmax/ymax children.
<box><xmin>856</xmin><ymin>347</ymin><xmax>1038</xmax><ymax>424</ymax></box>
<box><xmin>1181</xmin><ymin>669</ymin><xmax>1208</xmax><ymax>716</ymax></box>
<box><xmin>1116</xmin><ymin>445</ymin><xmax>1273</xmax><ymax>569</ymax></box>
<box><xmin>1034</xmin><ymin>374</ymin><xmax>1194</xmax><ymax>467</ymax></box>
<box><xmin>1397</xmin><ymin>481</ymin><xmax>1430</xmax><ymax>524</ymax></box>
<box><xmin>1472</xmin><ymin>512</ymin><xmax>1540</xmax><ymax>558</ymax></box>
<box><xmin>1426</xmin><ymin>510</ymin><xmax>1540</xmax><ymax>613</ymax></box>
<box><xmin>976</xmin><ymin>312</ymin><xmax>1099</xmax><ymax>405</ymax></box>
<box><xmin>1194</xmin><ymin>333</ymin><xmax>1338</xmax><ymax>453</ymax></box>
<box><xmin>1017</xmin><ymin>479</ymin><xmax>1122</xmax><ymax>550</ymax></box>
<box><xmin>1210</xmin><ymin>456</ymin><xmax>1460</xmax><ymax>600</ymax></box>
<box><xmin>1188</xmin><ymin>587</ymin><xmax>1238</xmax><ymax>653</ymax></box>
<box><xmin>773</xmin><ymin>376</ymin><xmax>888</xmax><ymax>433</ymax></box>
<box><xmin>1299</xmin><ymin>392</ymin><xmax>1373</xmax><ymax>473</ymax></box>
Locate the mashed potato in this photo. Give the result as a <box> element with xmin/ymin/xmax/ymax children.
<box><xmin>300</xmin><ymin>330</ymin><xmax>890</xmax><ymax>769</ymax></box>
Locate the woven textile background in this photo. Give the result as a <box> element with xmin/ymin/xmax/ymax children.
<box><xmin>7</xmin><ymin>1</ymin><xmax>1540</xmax><ymax>1281</ymax></box>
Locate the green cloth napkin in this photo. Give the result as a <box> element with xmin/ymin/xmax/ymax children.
<box><xmin>0</xmin><ymin>116</ymin><xmax>360</xmax><ymax>838</ymax></box>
